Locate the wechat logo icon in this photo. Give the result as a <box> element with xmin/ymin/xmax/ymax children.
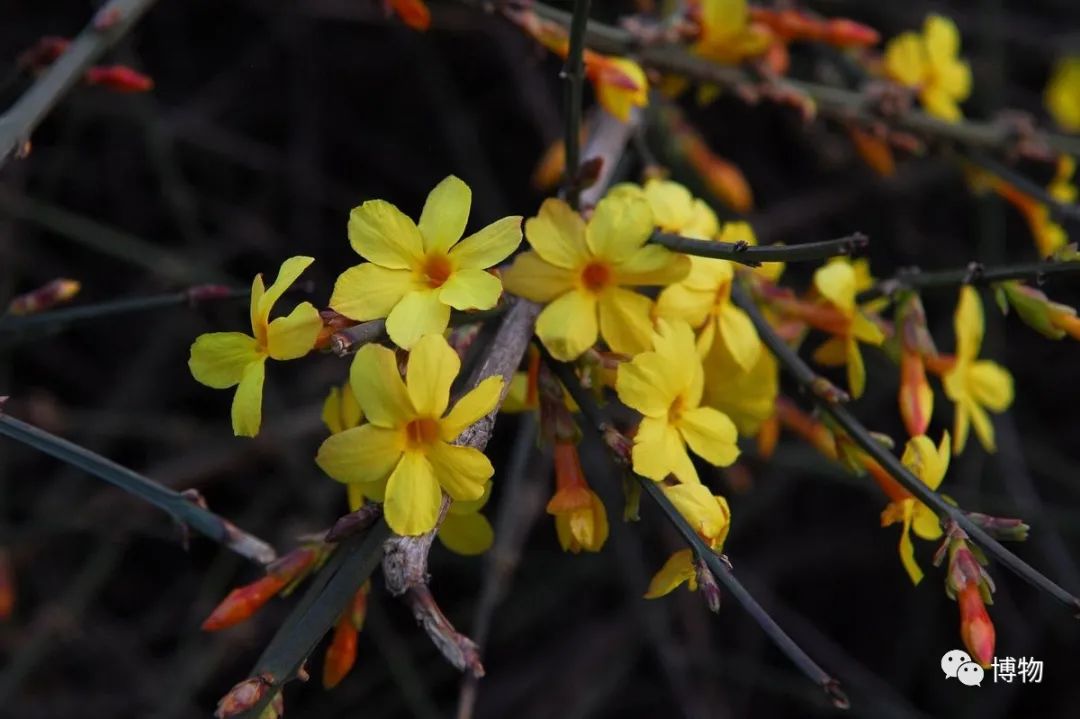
<box><xmin>942</xmin><ymin>649</ymin><xmax>983</xmax><ymax>687</ymax></box>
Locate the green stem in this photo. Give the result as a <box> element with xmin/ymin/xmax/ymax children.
<box><xmin>563</xmin><ymin>0</ymin><xmax>592</xmax><ymax>209</ymax></box>
<box><xmin>652</xmin><ymin>231</ymin><xmax>867</xmax><ymax>266</ymax></box>
<box><xmin>0</xmin><ymin>285</ymin><xmax>246</xmax><ymax>333</ymax></box>
<box><xmin>731</xmin><ymin>282</ymin><xmax>1080</xmax><ymax>612</ymax></box>
<box><xmin>540</xmin><ymin>348</ymin><xmax>849</xmax><ymax>708</ymax></box>
<box><xmin>0</xmin><ymin>412</ymin><xmax>275</xmax><ymax>565</ymax></box>
<box><xmin>0</xmin><ymin>0</ymin><xmax>162</xmax><ymax>165</ymax></box>
<box><xmin>233</xmin><ymin>521</ymin><xmax>390</xmax><ymax>718</ymax></box>
<box><xmin>859</xmin><ymin>259</ymin><xmax>1080</xmax><ymax>301</ymax></box>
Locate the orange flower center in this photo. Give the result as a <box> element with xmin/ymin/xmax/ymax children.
<box><xmin>405</xmin><ymin>417</ymin><xmax>440</xmax><ymax>448</ymax></box>
<box><xmin>668</xmin><ymin>395</ymin><xmax>687</xmax><ymax>425</ymax></box>
<box><xmin>580</xmin><ymin>261</ymin><xmax>612</xmax><ymax>293</ymax></box>
<box><xmin>422</xmin><ymin>254</ymin><xmax>453</xmax><ymax>288</ymax></box>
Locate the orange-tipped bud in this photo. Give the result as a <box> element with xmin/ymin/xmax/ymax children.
<box><xmin>823</xmin><ymin>19</ymin><xmax>880</xmax><ymax>48</ymax></box>
<box><xmin>322</xmin><ymin>613</ymin><xmax>359</xmax><ymax>689</ymax></box>
<box><xmin>17</xmin><ymin>36</ymin><xmax>70</xmax><ymax>72</ymax></box>
<box><xmin>84</xmin><ymin>65</ymin><xmax>154</xmax><ymax>93</ymax></box>
<box><xmin>898</xmin><ymin>349</ymin><xmax>933</xmax><ymax>437</ymax></box>
<box><xmin>748</xmin><ymin>9</ymin><xmax>879</xmax><ymax>48</ymax></box>
<box><xmin>680</xmin><ymin>134</ymin><xmax>754</xmax><ymax>213</ymax></box>
<box><xmin>847</xmin><ymin>125</ymin><xmax>895</xmax><ymax>177</ymax></box>
<box><xmin>532</xmin><ymin>138</ymin><xmax>567</xmax><ymax>191</ymax></box>
<box><xmin>387</xmin><ymin>0</ymin><xmax>431</xmax><ymax>31</ymax></box>
<box><xmin>756</xmin><ymin>412</ymin><xmax>780</xmax><ymax>459</ymax></box>
<box><xmin>0</xmin><ymin>549</ymin><xmax>14</xmax><ymax>620</ymax></box>
<box><xmin>202</xmin><ymin>547</ymin><xmax>318</xmax><ymax>631</ymax></box>
<box><xmin>958</xmin><ymin>583</ymin><xmax>996</xmax><ymax>668</ymax></box>
<box><xmin>775</xmin><ymin>397</ymin><xmax>837</xmax><ymax>460</ymax></box>
<box><xmin>7</xmin><ymin>278</ymin><xmax>81</xmax><ymax>315</ymax></box>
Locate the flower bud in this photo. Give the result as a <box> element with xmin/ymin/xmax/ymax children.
<box><xmin>322</xmin><ymin>613</ymin><xmax>359</xmax><ymax>689</ymax></box>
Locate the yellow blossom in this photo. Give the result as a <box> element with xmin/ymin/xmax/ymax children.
<box><xmin>547</xmin><ymin>442</ymin><xmax>609</xmax><ymax>553</ymax></box>
<box><xmin>502</xmin><ymin>195</ymin><xmax>689</xmax><ymax>361</ymax></box>
<box><xmin>609</xmin><ymin>179</ymin><xmax>719</xmax><ymax>239</ymax></box>
<box><xmin>645</xmin><ymin>484</ymin><xmax>731</xmax><ymax>598</ymax></box>
<box><xmin>692</xmin><ymin>0</ymin><xmax>773</xmax><ymax>65</ymax></box>
<box><xmin>701</xmin><ymin>331</ymin><xmax>778</xmax><ymax>437</ymax></box>
<box><xmin>316</xmin><ymin>334</ymin><xmax>504</xmax><ymax>536</ymax></box>
<box><xmin>656</xmin><ymin>222</ymin><xmax>762</xmax><ymax>371</ymax></box>
<box><xmin>616</xmin><ymin>320</ymin><xmax>739</xmax><ymax>484</ymax></box>
<box><xmin>322</xmin><ymin>381</ymin><xmax>370</xmax><ymax>512</ymax></box>
<box><xmin>810</xmin><ymin>259</ymin><xmax>886</xmax><ymax>398</ymax></box>
<box><xmin>883</xmin><ymin>14</ymin><xmax>971</xmax><ymax>122</ymax></box>
<box><xmin>1045</xmin><ymin>57</ymin><xmax>1080</xmax><ymax>132</ymax></box>
<box><xmin>880</xmin><ymin>433</ymin><xmax>950</xmax><ymax>585</ymax></box>
<box><xmin>438</xmin><ymin>482</ymin><xmax>495</xmax><ymax>556</ymax></box>
<box><xmin>586</xmin><ymin>53</ymin><xmax>649</xmax><ymax>122</ymax></box>
<box><xmin>189</xmin><ymin>256</ymin><xmax>322</xmax><ymax>437</ymax></box>
<box><xmin>942</xmin><ymin>287</ymin><xmax>1014</xmax><ymax>454</ymax></box>
<box><xmin>330</xmin><ymin>176</ymin><xmax>522</xmax><ymax>349</ymax></box>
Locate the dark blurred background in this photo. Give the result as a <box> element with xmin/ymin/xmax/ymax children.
<box><xmin>1</xmin><ymin>1</ymin><xmax>1079</xmax><ymax>717</ymax></box>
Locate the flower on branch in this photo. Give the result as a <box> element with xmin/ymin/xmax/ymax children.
<box><xmin>189</xmin><ymin>256</ymin><xmax>322</xmax><ymax>437</ymax></box>
<box><xmin>316</xmin><ymin>335</ymin><xmax>503</xmax><ymax>536</ymax></box>
<box><xmin>883</xmin><ymin>14</ymin><xmax>971</xmax><ymax>122</ymax></box>
<box><xmin>1045</xmin><ymin>56</ymin><xmax>1080</xmax><ymax>132</ymax></box>
<box><xmin>880</xmin><ymin>433</ymin><xmax>950</xmax><ymax>585</ymax></box>
<box><xmin>616</xmin><ymin>319</ymin><xmax>739</xmax><ymax>484</ymax></box>
<box><xmin>939</xmin><ymin>287</ymin><xmax>1014</xmax><ymax>453</ymax></box>
<box><xmin>689</xmin><ymin>0</ymin><xmax>774</xmax><ymax>65</ymax></box>
<box><xmin>330</xmin><ymin>176</ymin><xmax>522</xmax><ymax>349</ymax></box>
<box><xmin>996</xmin><ymin>281</ymin><xmax>1080</xmax><ymax>340</ymax></box>
<box><xmin>502</xmin><ymin>195</ymin><xmax>689</xmax><ymax>361</ymax></box>
<box><xmin>547</xmin><ymin>441</ymin><xmax>608</xmax><ymax>553</ymax></box>
<box><xmin>645</xmin><ymin>483</ymin><xmax>731</xmax><ymax>599</ymax></box>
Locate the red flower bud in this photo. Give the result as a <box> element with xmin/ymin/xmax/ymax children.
<box><xmin>958</xmin><ymin>583</ymin><xmax>995</xmax><ymax>668</ymax></box>
<box><xmin>84</xmin><ymin>65</ymin><xmax>154</xmax><ymax>93</ymax></box>
<box><xmin>202</xmin><ymin>547</ymin><xmax>317</xmax><ymax>631</ymax></box>
<box><xmin>323</xmin><ymin>613</ymin><xmax>359</xmax><ymax>689</ymax></box>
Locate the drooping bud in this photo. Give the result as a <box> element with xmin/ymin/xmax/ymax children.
<box><xmin>202</xmin><ymin>547</ymin><xmax>318</xmax><ymax>631</ymax></box>
<box><xmin>7</xmin><ymin>278</ymin><xmax>80</xmax><ymax>315</ymax></box>
<box><xmin>694</xmin><ymin>558</ymin><xmax>722</xmax><ymax>613</ymax></box>
<box><xmin>957</xmin><ymin>583</ymin><xmax>996</xmax><ymax>668</ymax></box>
<box><xmin>322</xmin><ymin>612</ymin><xmax>359</xmax><ymax>689</ymax></box>
<box><xmin>84</xmin><ymin>65</ymin><xmax>154</xmax><ymax>93</ymax></box>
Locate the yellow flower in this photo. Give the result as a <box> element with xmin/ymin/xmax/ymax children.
<box><xmin>656</xmin><ymin>222</ymin><xmax>762</xmax><ymax>371</ymax></box>
<box><xmin>316</xmin><ymin>334</ymin><xmax>504</xmax><ymax>536</ymax></box>
<box><xmin>438</xmin><ymin>482</ymin><xmax>495</xmax><ymax>556</ymax></box>
<box><xmin>616</xmin><ymin>320</ymin><xmax>739</xmax><ymax>484</ymax></box>
<box><xmin>609</xmin><ymin>179</ymin><xmax>719</xmax><ymax>239</ymax></box>
<box><xmin>502</xmin><ymin>195</ymin><xmax>689</xmax><ymax>361</ymax></box>
<box><xmin>883</xmin><ymin>14</ymin><xmax>971</xmax><ymax>122</ymax></box>
<box><xmin>702</xmin><ymin>332</ymin><xmax>778</xmax><ymax>437</ymax></box>
<box><xmin>880</xmin><ymin>433</ymin><xmax>950</xmax><ymax>585</ymax></box>
<box><xmin>547</xmin><ymin>442</ymin><xmax>609</xmax><ymax>553</ymax></box>
<box><xmin>1045</xmin><ymin>57</ymin><xmax>1080</xmax><ymax>132</ymax></box>
<box><xmin>810</xmin><ymin>259</ymin><xmax>886</xmax><ymax>398</ymax></box>
<box><xmin>586</xmin><ymin>53</ymin><xmax>649</xmax><ymax>122</ymax></box>
<box><xmin>692</xmin><ymin>0</ymin><xmax>773</xmax><ymax>65</ymax></box>
<box><xmin>942</xmin><ymin>287</ymin><xmax>1014</xmax><ymax>453</ymax></box>
<box><xmin>189</xmin><ymin>256</ymin><xmax>321</xmax><ymax>437</ymax></box>
<box><xmin>330</xmin><ymin>176</ymin><xmax>522</xmax><ymax>349</ymax></box>
<box><xmin>645</xmin><ymin>484</ymin><xmax>731</xmax><ymax>598</ymax></box>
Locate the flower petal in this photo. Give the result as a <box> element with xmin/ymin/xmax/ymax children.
<box><xmin>586</xmin><ymin>194</ymin><xmax>653</xmax><ymax>260</ymax></box>
<box><xmin>322</xmin><ymin>384</ymin><xmax>363</xmax><ymax>435</ymax></box>
<box><xmin>438</xmin><ymin>512</ymin><xmax>494</xmax><ymax>555</ymax></box>
<box><xmin>644</xmin><ymin>549</ymin><xmax>696</xmax><ymax>598</ymax></box>
<box><xmin>717</xmin><ymin>303</ymin><xmax>761</xmax><ymax>372</ymax></box>
<box><xmin>813</xmin><ymin>261</ymin><xmax>856</xmax><ymax>314</ymax></box>
<box><xmin>231</xmin><ymin>357</ymin><xmax>266</xmax><ymax>437</ymax></box>
<box><xmin>613</xmin><ymin>246</ymin><xmax>691</xmax><ymax>286</ymax></box>
<box><xmin>678</xmin><ymin>406</ymin><xmax>740</xmax><ymax>468</ymax></box>
<box><xmin>924</xmin><ymin>14</ymin><xmax>960</xmax><ymax>65</ymax></box>
<box><xmin>418</xmin><ymin>175</ymin><xmax>471</xmax><ymax>254</ymax></box>
<box><xmin>598</xmin><ymin>287</ymin><xmax>654</xmax><ymax>356</ymax></box>
<box><xmin>330</xmin><ymin>264</ymin><xmax>421</xmax><ymax>321</ymax></box>
<box><xmin>350</xmin><ymin>343</ymin><xmax>415</xmax><ymax>427</ymax></box>
<box><xmin>449</xmin><ymin>215</ymin><xmax>523</xmax><ymax>269</ymax></box>
<box><xmin>968</xmin><ymin>360</ymin><xmax>1014</xmax><ymax>412</ymax></box>
<box><xmin>968</xmin><ymin>400</ymin><xmax>996</xmax><ymax>452</ymax></box>
<box><xmin>257</xmin><ymin>256</ymin><xmax>315</xmax><ymax>322</ymax></box>
<box><xmin>348</xmin><ymin>200</ymin><xmax>424</xmax><ymax>269</ymax></box>
<box><xmin>633</xmin><ymin>416</ymin><xmax>699</xmax><ymax>484</ymax></box>
<box><xmin>438</xmin><ymin>268</ymin><xmax>502</xmax><ymax>311</ymax></box>
<box><xmin>316</xmin><ymin>424</ymin><xmax>405</xmax><ymax>484</ymax></box>
<box><xmin>266</xmin><ymin>302</ymin><xmax>322</xmax><ymax>360</ymax></box>
<box><xmin>535</xmin><ymin>289</ymin><xmax>599</xmax><ymax>361</ymax></box>
<box><xmin>384</xmin><ymin>451</ymin><xmax>442</xmax><ymax>536</ymax></box>
<box><xmin>524</xmin><ymin>198</ymin><xmax>589</xmax><ymax>269</ymax></box>
<box><xmin>439</xmin><ymin>375</ymin><xmax>505</xmax><ymax>441</ymax></box>
<box><xmin>655</xmin><ymin>283</ymin><xmax>712</xmax><ymax>328</ymax></box>
<box><xmin>883</xmin><ymin>32</ymin><xmax>925</xmax><ymax>88</ymax></box>
<box><xmin>501</xmin><ymin>252</ymin><xmax>577</xmax><ymax>302</ymax></box>
<box><xmin>406</xmin><ymin>334</ymin><xmax>460</xmax><ymax>418</ymax></box>
<box><xmin>846</xmin><ymin>337</ymin><xmax>867</xmax><ymax>399</ymax></box>
<box><xmin>616</xmin><ymin>351</ymin><xmax>678</xmax><ymax>417</ymax></box>
<box><xmin>426</xmin><ymin>441</ymin><xmax>491</xmax><ymax>501</ymax></box>
<box><xmin>189</xmin><ymin>332</ymin><xmax>261</xmax><ymax>389</ymax></box>
<box><xmin>896</xmin><ymin>500</ymin><xmax>924</xmax><ymax>585</ymax></box>
<box><xmin>954</xmin><ymin>286</ymin><xmax>984</xmax><ymax>361</ymax></box>
<box><xmin>643</xmin><ymin>179</ymin><xmax>694</xmax><ymax>232</ymax></box>
<box><xmin>663</xmin><ymin>483</ymin><xmax>730</xmax><ymax>541</ymax></box>
<box><xmin>385</xmin><ymin>289</ymin><xmax>452</xmax><ymax>350</ymax></box>
<box><xmin>911</xmin><ymin>503</ymin><xmax>943</xmax><ymax>542</ymax></box>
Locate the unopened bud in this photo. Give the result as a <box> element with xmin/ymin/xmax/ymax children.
<box><xmin>694</xmin><ymin>558</ymin><xmax>722</xmax><ymax>613</ymax></box>
<box><xmin>215</xmin><ymin>674</ymin><xmax>275</xmax><ymax>718</ymax></box>
<box><xmin>84</xmin><ymin>65</ymin><xmax>154</xmax><ymax>93</ymax></box>
<box><xmin>958</xmin><ymin>583</ymin><xmax>996</xmax><ymax>668</ymax></box>
<box><xmin>7</xmin><ymin>278</ymin><xmax>80</xmax><ymax>315</ymax></box>
<box><xmin>322</xmin><ymin>613</ymin><xmax>359</xmax><ymax>689</ymax></box>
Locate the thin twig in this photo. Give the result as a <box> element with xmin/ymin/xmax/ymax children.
<box><xmin>0</xmin><ymin>0</ymin><xmax>162</xmax><ymax>166</ymax></box>
<box><xmin>0</xmin><ymin>285</ymin><xmax>246</xmax><ymax>333</ymax></box>
<box><xmin>329</xmin><ymin>305</ymin><xmax>509</xmax><ymax>357</ymax></box>
<box><xmin>652</xmin><ymin>231</ymin><xmax>867</xmax><ymax>267</ymax></box>
<box><xmin>539</xmin><ymin>348</ymin><xmax>849</xmax><ymax>709</ymax></box>
<box><xmin>0</xmin><ymin>412</ymin><xmax>276</xmax><ymax>565</ymax></box>
<box><xmin>860</xmin><ymin>259</ymin><xmax>1080</xmax><ymax>301</ymax></box>
<box><xmin>522</xmin><ymin>2</ymin><xmax>1080</xmax><ymax>157</ymax></box>
<box><xmin>731</xmin><ymin>281</ymin><xmax>1080</xmax><ymax>612</ymax></box>
<box><xmin>562</xmin><ymin>0</ymin><xmax>592</xmax><ymax>209</ymax></box>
